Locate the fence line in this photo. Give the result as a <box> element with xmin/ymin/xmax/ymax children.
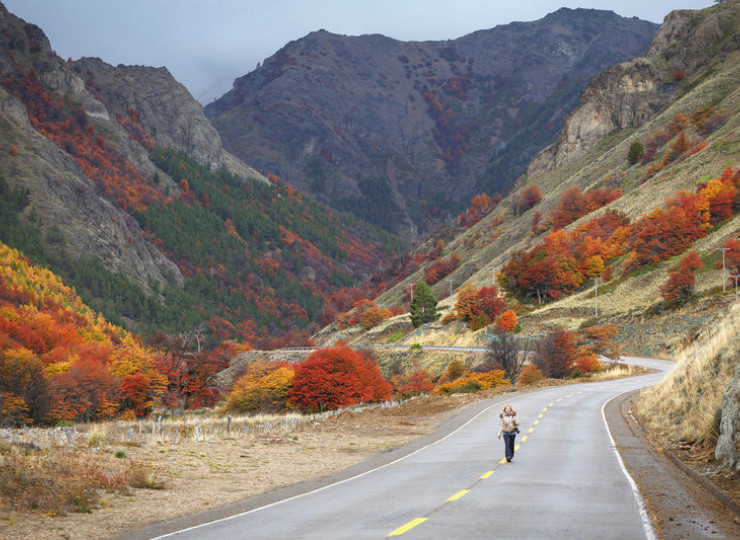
<box><xmin>0</xmin><ymin>397</ymin><xmax>416</xmax><ymax>450</ymax></box>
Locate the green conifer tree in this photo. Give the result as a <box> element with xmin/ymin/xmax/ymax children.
<box><xmin>409</xmin><ymin>280</ymin><xmax>439</xmax><ymax>328</ymax></box>
<box><xmin>627</xmin><ymin>140</ymin><xmax>645</xmax><ymax>165</ymax></box>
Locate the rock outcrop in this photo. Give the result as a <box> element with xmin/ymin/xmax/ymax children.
<box><xmin>522</xmin><ymin>1</ymin><xmax>738</xmax><ymax>180</ymax></box>
<box><xmin>716</xmin><ymin>360</ymin><xmax>740</xmax><ymax>470</ymax></box>
<box><xmin>72</xmin><ymin>58</ymin><xmax>266</xmax><ymax>182</ymax></box>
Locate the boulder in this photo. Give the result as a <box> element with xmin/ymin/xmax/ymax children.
<box><xmin>715</xmin><ymin>359</ymin><xmax>740</xmax><ymax>470</ymax></box>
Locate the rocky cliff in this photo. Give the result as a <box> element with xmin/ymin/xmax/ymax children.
<box><xmin>523</xmin><ymin>5</ymin><xmax>739</xmax><ymax>179</ymax></box>
<box><xmin>70</xmin><ymin>58</ymin><xmax>266</xmax><ymax>182</ymax></box>
<box><xmin>206</xmin><ymin>9</ymin><xmax>658</xmax><ymax>235</ymax></box>
<box><xmin>0</xmin><ymin>1</ymin><xmax>268</xmax><ymax>292</ymax></box>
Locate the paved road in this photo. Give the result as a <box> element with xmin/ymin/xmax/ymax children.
<box><xmin>153</xmin><ymin>357</ymin><xmax>672</xmax><ymax>540</ymax></box>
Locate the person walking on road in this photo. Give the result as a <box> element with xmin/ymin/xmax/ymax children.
<box><xmin>498</xmin><ymin>405</ymin><xmax>519</xmax><ymax>462</ymax></box>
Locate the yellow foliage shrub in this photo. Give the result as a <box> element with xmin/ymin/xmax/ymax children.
<box><xmin>223</xmin><ymin>361</ymin><xmax>295</xmax><ymax>414</ymax></box>
<box><xmin>434</xmin><ymin>370</ymin><xmax>509</xmax><ymax>395</ymax></box>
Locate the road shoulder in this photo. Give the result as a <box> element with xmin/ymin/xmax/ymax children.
<box><xmin>606</xmin><ymin>390</ymin><xmax>740</xmax><ymax>539</ymax></box>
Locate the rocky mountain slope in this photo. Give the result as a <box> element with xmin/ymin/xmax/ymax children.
<box><xmin>205</xmin><ymin>9</ymin><xmax>658</xmax><ymax>236</ymax></box>
<box><xmin>0</xmin><ymin>1</ymin><xmax>396</xmax><ymax>346</ymax></box>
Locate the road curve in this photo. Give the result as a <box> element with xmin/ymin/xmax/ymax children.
<box><xmin>149</xmin><ymin>357</ymin><xmax>672</xmax><ymax>540</ymax></box>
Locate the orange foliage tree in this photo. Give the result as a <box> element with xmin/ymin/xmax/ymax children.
<box><xmin>497</xmin><ymin>309</ymin><xmax>518</xmax><ymax>332</ymax></box>
<box><xmin>0</xmin><ymin>242</ymin><xmax>166</xmax><ymax>424</ymax></box>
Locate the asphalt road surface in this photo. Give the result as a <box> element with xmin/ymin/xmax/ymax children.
<box><xmin>153</xmin><ymin>357</ymin><xmax>672</xmax><ymax>540</ymax></box>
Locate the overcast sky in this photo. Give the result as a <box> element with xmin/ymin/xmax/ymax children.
<box><xmin>4</xmin><ymin>0</ymin><xmax>714</xmax><ymax>104</ymax></box>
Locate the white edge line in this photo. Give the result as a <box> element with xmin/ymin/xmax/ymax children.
<box><xmin>150</xmin><ymin>395</ymin><xmax>516</xmax><ymax>539</ymax></box>
<box><xmin>602</xmin><ymin>393</ymin><xmax>657</xmax><ymax>540</ymax></box>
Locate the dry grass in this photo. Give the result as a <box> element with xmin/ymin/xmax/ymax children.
<box><xmin>75</xmin><ymin>410</ymin><xmax>313</xmax><ymax>447</ymax></box>
<box><xmin>636</xmin><ymin>302</ymin><xmax>740</xmax><ymax>444</ymax></box>
<box><xmin>588</xmin><ymin>363</ymin><xmax>650</xmax><ymax>382</ymax></box>
<box><xmin>0</xmin><ymin>441</ymin><xmax>157</xmax><ymax>516</ymax></box>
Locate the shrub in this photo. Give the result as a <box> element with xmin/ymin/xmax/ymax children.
<box><xmin>576</xmin><ymin>353</ymin><xmax>602</xmax><ymax>373</ymax></box>
<box><xmin>470</xmin><ymin>312</ymin><xmax>491</xmax><ymax>331</ymax></box>
<box><xmin>434</xmin><ymin>370</ymin><xmax>509</xmax><ymax>395</ymax></box>
<box><xmin>518</xmin><ymin>364</ymin><xmax>544</xmax><ymax>386</ymax></box>
<box><xmin>0</xmin><ymin>442</ymin><xmax>155</xmax><ymax>514</ymax></box>
<box><xmin>223</xmin><ymin>360</ymin><xmax>295</xmax><ymax>414</ymax></box>
<box><xmin>516</xmin><ymin>185</ymin><xmax>543</xmax><ymax>214</ymax></box>
<box><xmin>437</xmin><ymin>358</ymin><xmax>466</xmax><ymax>384</ymax></box>
<box><xmin>289</xmin><ymin>346</ymin><xmax>392</xmax><ymax>411</ymax></box>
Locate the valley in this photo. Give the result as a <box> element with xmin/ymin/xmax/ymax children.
<box><xmin>1</xmin><ymin>0</ymin><xmax>740</xmax><ymax>538</ymax></box>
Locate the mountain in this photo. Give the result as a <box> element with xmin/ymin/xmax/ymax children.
<box><xmin>314</xmin><ymin>0</ymin><xmax>740</xmax><ymax>470</ymax></box>
<box><xmin>0</xmin><ymin>1</ymin><xmax>398</xmax><ymax>348</ymax></box>
<box><xmin>337</xmin><ymin>1</ymin><xmax>740</xmax><ymax>343</ymax></box>
<box><xmin>205</xmin><ymin>9</ymin><xmax>658</xmax><ymax>236</ymax></box>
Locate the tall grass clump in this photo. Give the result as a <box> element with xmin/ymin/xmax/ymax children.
<box><xmin>636</xmin><ymin>302</ymin><xmax>740</xmax><ymax>445</ymax></box>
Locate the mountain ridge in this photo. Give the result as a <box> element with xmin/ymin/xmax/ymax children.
<box><xmin>206</xmin><ymin>9</ymin><xmax>659</xmax><ymax>236</ymax></box>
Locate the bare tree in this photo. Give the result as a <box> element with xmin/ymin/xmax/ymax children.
<box><xmin>484</xmin><ymin>328</ymin><xmax>531</xmax><ymax>383</ymax></box>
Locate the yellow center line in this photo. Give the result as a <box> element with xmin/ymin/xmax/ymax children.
<box><xmin>528</xmin><ymin>427</ymin><xmax>534</xmax><ymax>433</ymax></box>
<box><xmin>447</xmin><ymin>490</ymin><xmax>470</xmax><ymax>502</ymax></box>
<box><xmin>499</xmin><ymin>457</ymin><xmax>507</xmax><ymax>464</ymax></box>
<box><xmin>481</xmin><ymin>471</ymin><xmax>494</xmax><ymax>479</ymax></box>
<box><xmin>538</xmin><ymin>413</ymin><xmax>543</xmax><ymax>418</ymax></box>
<box><xmin>389</xmin><ymin>517</ymin><xmax>427</xmax><ymax>537</ymax></box>
<box><xmin>556</xmin><ymin>398</ymin><xmax>563</xmax><ymax>402</ymax></box>
<box><xmin>542</xmin><ymin>407</ymin><xmax>548</xmax><ymax>412</ymax></box>
<box><xmin>534</xmin><ymin>419</ymin><xmax>539</xmax><ymax>425</ymax></box>
<box><xmin>549</xmin><ymin>402</ymin><xmax>554</xmax><ymax>407</ymax></box>
<box><xmin>514</xmin><ymin>444</ymin><xmax>521</xmax><ymax>451</ymax></box>
<box><xmin>521</xmin><ymin>436</ymin><xmax>528</xmax><ymax>442</ymax></box>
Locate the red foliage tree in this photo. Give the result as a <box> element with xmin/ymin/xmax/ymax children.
<box><xmin>398</xmin><ymin>369</ymin><xmax>434</xmax><ymax>397</ymax></box>
<box><xmin>289</xmin><ymin>346</ymin><xmax>392</xmax><ymax>411</ymax></box>
<box><xmin>550</xmin><ymin>330</ymin><xmax>578</xmax><ymax>378</ymax></box>
<box><xmin>516</xmin><ymin>185</ymin><xmax>543</xmax><ymax>214</ymax></box>
<box><xmin>476</xmin><ymin>286</ymin><xmax>506</xmax><ymax>320</ymax></box>
<box><xmin>660</xmin><ymin>251</ymin><xmax>703</xmax><ymax>308</ymax></box>
<box><xmin>150</xmin><ymin>328</ymin><xmax>227</xmax><ymax>411</ymax></box>
<box><xmin>457</xmin><ymin>193</ymin><xmax>501</xmax><ymax>227</ymax></box>
<box><xmin>722</xmin><ymin>238</ymin><xmax>740</xmax><ymax>276</ymax></box>
<box><xmin>424</xmin><ymin>254</ymin><xmax>461</xmax><ymax>285</ymax></box>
